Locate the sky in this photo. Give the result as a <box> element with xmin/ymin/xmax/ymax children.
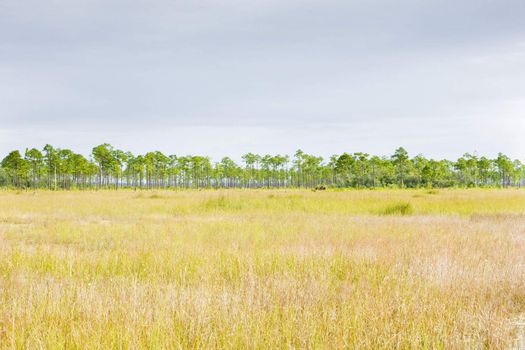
<box><xmin>1</xmin><ymin>0</ymin><xmax>525</xmax><ymax>161</ymax></box>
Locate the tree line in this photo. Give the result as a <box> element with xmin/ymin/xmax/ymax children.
<box><xmin>1</xmin><ymin>144</ymin><xmax>524</xmax><ymax>189</ymax></box>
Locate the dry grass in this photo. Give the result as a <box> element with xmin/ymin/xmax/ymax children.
<box><xmin>0</xmin><ymin>189</ymin><xmax>524</xmax><ymax>349</ymax></box>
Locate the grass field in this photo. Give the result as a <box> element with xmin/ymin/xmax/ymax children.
<box><xmin>0</xmin><ymin>189</ymin><xmax>524</xmax><ymax>349</ymax></box>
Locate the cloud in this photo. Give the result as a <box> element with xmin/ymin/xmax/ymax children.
<box><xmin>1</xmin><ymin>0</ymin><xmax>524</xmax><ymax>159</ymax></box>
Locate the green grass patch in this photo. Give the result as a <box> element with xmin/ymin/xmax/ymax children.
<box><xmin>377</xmin><ymin>202</ymin><xmax>414</xmax><ymax>216</ymax></box>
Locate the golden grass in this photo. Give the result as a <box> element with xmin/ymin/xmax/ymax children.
<box><xmin>0</xmin><ymin>189</ymin><xmax>524</xmax><ymax>348</ymax></box>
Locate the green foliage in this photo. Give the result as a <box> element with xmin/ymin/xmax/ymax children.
<box><xmin>0</xmin><ymin>167</ymin><xmax>8</xmax><ymax>186</ymax></box>
<box><xmin>1</xmin><ymin>150</ymin><xmax>30</xmax><ymax>187</ymax></box>
<box><xmin>0</xmin><ymin>145</ymin><xmax>524</xmax><ymax>189</ymax></box>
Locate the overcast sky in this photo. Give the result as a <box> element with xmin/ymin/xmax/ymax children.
<box><xmin>1</xmin><ymin>0</ymin><xmax>524</xmax><ymax>161</ymax></box>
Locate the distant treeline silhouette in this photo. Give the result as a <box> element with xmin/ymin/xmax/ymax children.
<box><xmin>1</xmin><ymin>144</ymin><xmax>523</xmax><ymax>189</ymax></box>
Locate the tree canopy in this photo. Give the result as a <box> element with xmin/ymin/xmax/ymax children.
<box><xmin>1</xmin><ymin>144</ymin><xmax>524</xmax><ymax>189</ymax></box>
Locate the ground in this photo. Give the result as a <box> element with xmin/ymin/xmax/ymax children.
<box><xmin>0</xmin><ymin>189</ymin><xmax>524</xmax><ymax>349</ymax></box>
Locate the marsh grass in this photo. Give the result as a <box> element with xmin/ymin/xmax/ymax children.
<box><xmin>377</xmin><ymin>201</ymin><xmax>414</xmax><ymax>215</ymax></box>
<box><xmin>0</xmin><ymin>189</ymin><xmax>524</xmax><ymax>348</ymax></box>
<box><xmin>202</xmin><ymin>194</ymin><xmax>246</xmax><ymax>212</ymax></box>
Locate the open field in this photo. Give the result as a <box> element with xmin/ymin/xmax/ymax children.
<box><xmin>0</xmin><ymin>189</ymin><xmax>525</xmax><ymax>348</ymax></box>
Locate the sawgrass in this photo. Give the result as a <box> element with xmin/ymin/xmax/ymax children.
<box><xmin>0</xmin><ymin>189</ymin><xmax>524</xmax><ymax>348</ymax></box>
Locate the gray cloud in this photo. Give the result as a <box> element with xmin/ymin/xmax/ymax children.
<box><xmin>1</xmin><ymin>0</ymin><xmax>524</xmax><ymax>159</ymax></box>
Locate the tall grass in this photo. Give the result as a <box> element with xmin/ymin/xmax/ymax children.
<box><xmin>0</xmin><ymin>189</ymin><xmax>524</xmax><ymax>348</ymax></box>
<box><xmin>377</xmin><ymin>201</ymin><xmax>414</xmax><ymax>215</ymax></box>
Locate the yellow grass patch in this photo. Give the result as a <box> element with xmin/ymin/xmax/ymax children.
<box><xmin>0</xmin><ymin>189</ymin><xmax>524</xmax><ymax>348</ymax></box>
